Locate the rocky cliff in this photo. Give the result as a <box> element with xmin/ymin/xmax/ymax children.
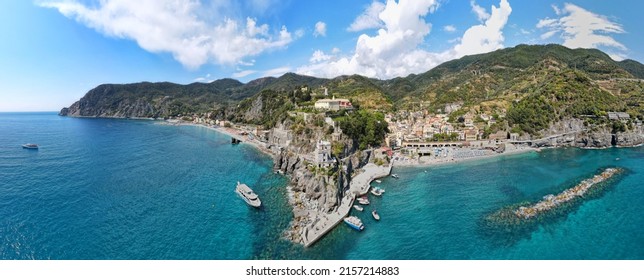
<box><xmin>528</xmin><ymin>118</ymin><xmax>644</xmax><ymax>148</ymax></box>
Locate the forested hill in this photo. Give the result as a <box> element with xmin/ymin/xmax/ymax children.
<box><xmin>60</xmin><ymin>44</ymin><xmax>644</xmax><ymax>122</ymax></box>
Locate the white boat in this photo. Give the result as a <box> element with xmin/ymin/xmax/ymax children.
<box><xmin>22</xmin><ymin>143</ymin><xmax>38</xmax><ymax>149</ymax></box>
<box><xmin>370</xmin><ymin>186</ymin><xmax>385</xmax><ymax>196</ymax></box>
<box><xmin>353</xmin><ymin>205</ymin><xmax>364</xmax><ymax>211</ymax></box>
<box><xmin>372</xmin><ymin>210</ymin><xmax>380</xmax><ymax>221</ymax></box>
<box><xmin>357</xmin><ymin>196</ymin><xmax>370</xmax><ymax>205</ymax></box>
<box><xmin>235</xmin><ymin>181</ymin><xmax>261</xmax><ymax>207</ymax></box>
<box><xmin>375</xmin><ymin>180</ymin><xmax>382</xmax><ymax>183</ymax></box>
<box><xmin>343</xmin><ymin>216</ymin><xmax>364</xmax><ymax>231</ymax></box>
<box><xmin>391</xmin><ymin>174</ymin><xmax>399</xmax><ymax>178</ymax></box>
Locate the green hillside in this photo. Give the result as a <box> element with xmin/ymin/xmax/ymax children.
<box><xmin>61</xmin><ymin>44</ymin><xmax>643</xmax><ymax>130</ymax></box>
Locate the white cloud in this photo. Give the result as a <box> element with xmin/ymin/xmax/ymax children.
<box><xmin>537</xmin><ymin>4</ymin><xmax>626</xmax><ymax>51</ymax></box>
<box><xmin>452</xmin><ymin>0</ymin><xmax>512</xmax><ymax>58</ymax></box>
<box><xmin>443</xmin><ymin>25</ymin><xmax>456</xmax><ymax>33</ymax></box>
<box><xmin>519</xmin><ymin>28</ymin><xmax>531</xmax><ymax>35</ymax></box>
<box><xmin>331</xmin><ymin>47</ymin><xmax>341</xmax><ymax>54</ymax></box>
<box><xmin>299</xmin><ymin>0</ymin><xmax>443</xmax><ymax>79</ymax></box>
<box><xmin>238</xmin><ymin>59</ymin><xmax>256</xmax><ymax>67</ymax></box>
<box><xmin>294</xmin><ymin>28</ymin><xmax>306</xmax><ymax>38</ymax></box>
<box><xmin>39</xmin><ymin>0</ymin><xmax>294</xmax><ymax>69</ymax></box>
<box><xmin>297</xmin><ymin>0</ymin><xmax>513</xmax><ymax>80</ymax></box>
<box><xmin>470</xmin><ymin>0</ymin><xmax>490</xmax><ymax>22</ymax></box>
<box><xmin>194</xmin><ymin>73</ymin><xmax>214</xmax><ymax>83</ymax></box>
<box><xmin>607</xmin><ymin>53</ymin><xmax>625</xmax><ymax>61</ymax></box>
<box><xmin>551</xmin><ymin>4</ymin><xmax>561</xmax><ymax>16</ymax></box>
<box><xmin>310</xmin><ymin>50</ymin><xmax>331</xmax><ymax>63</ymax></box>
<box><xmin>232</xmin><ymin>70</ymin><xmax>257</xmax><ymax>78</ymax></box>
<box><xmin>347</xmin><ymin>1</ymin><xmax>386</xmax><ymax>32</ymax></box>
<box><xmin>263</xmin><ymin>66</ymin><xmax>291</xmax><ymax>77</ymax></box>
<box><xmin>314</xmin><ymin>21</ymin><xmax>327</xmax><ymax>37</ymax></box>
<box><xmin>540</xmin><ymin>30</ymin><xmax>557</xmax><ymax>40</ymax></box>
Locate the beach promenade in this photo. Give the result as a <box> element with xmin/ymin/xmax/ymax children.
<box><xmin>302</xmin><ymin>163</ymin><xmax>392</xmax><ymax>247</ymax></box>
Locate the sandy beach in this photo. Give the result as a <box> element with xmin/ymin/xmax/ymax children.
<box><xmin>162</xmin><ymin>120</ymin><xmax>276</xmax><ymax>157</ymax></box>
<box><xmin>392</xmin><ymin>143</ymin><xmax>539</xmax><ymax>168</ymax></box>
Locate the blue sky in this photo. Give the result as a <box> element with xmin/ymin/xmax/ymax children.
<box><xmin>1</xmin><ymin>0</ymin><xmax>642</xmax><ymax>111</ymax></box>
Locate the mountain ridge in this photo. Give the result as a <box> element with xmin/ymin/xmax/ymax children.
<box><xmin>60</xmin><ymin>44</ymin><xmax>644</xmax><ymax>123</ymax></box>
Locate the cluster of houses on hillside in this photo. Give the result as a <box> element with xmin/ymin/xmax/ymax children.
<box><xmin>384</xmin><ymin>110</ymin><xmax>509</xmax><ymax>149</ymax></box>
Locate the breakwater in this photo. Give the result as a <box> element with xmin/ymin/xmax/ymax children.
<box><xmin>514</xmin><ymin>168</ymin><xmax>621</xmax><ymax>219</ymax></box>
<box><xmin>484</xmin><ymin>167</ymin><xmax>625</xmax><ymax>234</ymax></box>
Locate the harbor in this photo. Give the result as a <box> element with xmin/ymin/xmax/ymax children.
<box><xmin>302</xmin><ymin>163</ymin><xmax>392</xmax><ymax>247</ymax></box>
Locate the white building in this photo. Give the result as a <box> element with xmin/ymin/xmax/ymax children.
<box><xmin>314</xmin><ymin>96</ymin><xmax>353</xmax><ymax>111</ymax></box>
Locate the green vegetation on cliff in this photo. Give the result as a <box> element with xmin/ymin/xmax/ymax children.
<box><xmin>336</xmin><ymin>110</ymin><xmax>389</xmax><ymax>150</ymax></box>
<box><xmin>507</xmin><ymin>70</ymin><xmax>625</xmax><ymax>134</ymax></box>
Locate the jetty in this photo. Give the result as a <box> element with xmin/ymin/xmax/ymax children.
<box><xmin>485</xmin><ymin>167</ymin><xmax>624</xmax><ymax>232</ymax></box>
<box><xmin>515</xmin><ymin>168</ymin><xmax>620</xmax><ymax>219</ymax></box>
<box><xmin>302</xmin><ymin>163</ymin><xmax>392</xmax><ymax>247</ymax></box>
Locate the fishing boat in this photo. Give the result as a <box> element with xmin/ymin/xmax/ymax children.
<box><xmin>353</xmin><ymin>205</ymin><xmax>364</xmax><ymax>211</ymax></box>
<box><xmin>343</xmin><ymin>216</ymin><xmax>364</xmax><ymax>231</ymax></box>
<box><xmin>22</xmin><ymin>143</ymin><xmax>38</xmax><ymax>149</ymax></box>
<box><xmin>391</xmin><ymin>174</ymin><xmax>399</xmax><ymax>179</ymax></box>
<box><xmin>372</xmin><ymin>210</ymin><xmax>380</xmax><ymax>221</ymax></box>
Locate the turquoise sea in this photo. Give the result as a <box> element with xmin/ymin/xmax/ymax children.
<box><xmin>0</xmin><ymin>112</ymin><xmax>642</xmax><ymax>259</ymax></box>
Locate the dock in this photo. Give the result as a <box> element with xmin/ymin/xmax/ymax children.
<box><xmin>302</xmin><ymin>163</ymin><xmax>392</xmax><ymax>247</ymax></box>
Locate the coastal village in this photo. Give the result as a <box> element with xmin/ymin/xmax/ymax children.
<box><xmin>180</xmin><ymin>85</ymin><xmax>644</xmax><ymax>247</ymax></box>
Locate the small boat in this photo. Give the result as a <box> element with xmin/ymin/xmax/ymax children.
<box><xmin>235</xmin><ymin>181</ymin><xmax>261</xmax><ymax>207</ymax></box>
<box><xmin>343</xmin><ymin>216</ymin><xmax>364</xmax><ymax>231</ymax></box>
<box><xmin>391</xmin><ymin>174</ymin><xmax>399</xmax><ymax>179</ymax></box>
<box><xmin>372</xmin><ymin>210</ymin><xmax>380</xmax><ymax>221</ymax></box>
<box><xmin>353</xmin><ymin>205</ymin><xmax>364</xmax><ymax>211</ymax></box>
<box><xmin>375</xmin><ymin>180</ymin><xmax>382</xmax><ymax>183</ymax></box>
<box><xmin>370</xmin><ymin>188</ymin><xmax>383</xmax><ymax>196</ymax></box>
<box><xmin>357</xmin><ymin>196</ymin><xmax>370</xmax><ymax>205</ymax></box>
<box><xmin>22</xmin><ymin>143</ymin><xmax>38</xmax><ymax>149</ymax></box>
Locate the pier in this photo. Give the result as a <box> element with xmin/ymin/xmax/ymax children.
<box><xmin>302</xmin><ymin>163</ymin><xmax>392</xmax><ymax>247</ymax></box>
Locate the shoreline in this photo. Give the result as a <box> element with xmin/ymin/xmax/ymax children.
<box><xmin>391</xmin><ymin>144</ymin><xmax>539</xmax><ymax>168</ymax></box>
<box><xmin>161</xmin><ymin>120</ymin><xmax>277</xmax><ymax>158</ymax></box>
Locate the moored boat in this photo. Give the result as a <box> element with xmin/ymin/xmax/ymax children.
<box><xmin>357</xmin><ymin>195</ymin><xmax>370</xmax><ymax>205</ymax></box>
<box><xmin>235</xmin><ymin>181</ymin><xmax>261</xmax><ymax>207</ymax></box>
<box><xmin>372</xmin><ymin>210</ymin><xmax>380</xmax><ymax>221</ymax></box>
<box><xmin>391</xmin><ymin>174</ymin><xmax>399</xmax><ymax>178</ymax></box>
<box><xmin>343</xmin><ymin>216</ymin><xmax>364</xmax><ymax>231</ymax></box>
<box><xmin>370</xmin><ymin>186</ymin><xmax>385</xmax><ymax>196</ymax></box>
<box><xmin>22</xmin><ymin>143</ymin><xmax>38</xmax><ymax>149</ymax></box>
<box><xmin>353</xmin><ymin>205</ymin><xmax>364</xmax><ymax>211</ymax></box>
